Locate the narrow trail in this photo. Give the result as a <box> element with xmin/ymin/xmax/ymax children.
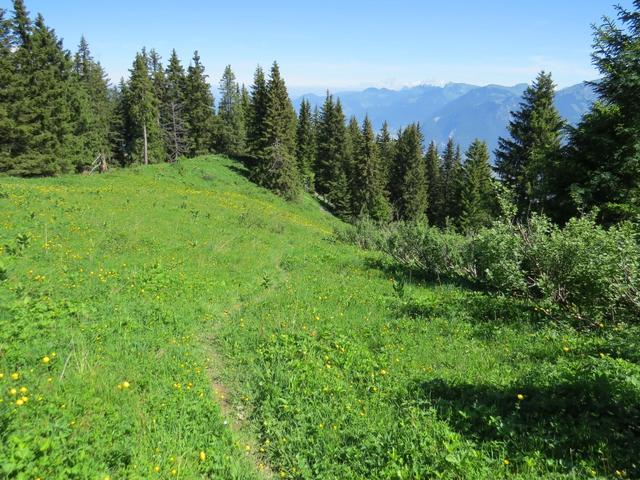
<box><xmin>199</xmin><ymin>262</ymin><xmax>290</xmax><ymax>479</ymax></box>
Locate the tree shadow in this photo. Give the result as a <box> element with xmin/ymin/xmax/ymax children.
<box><xmin>409</xmin><ymin>372</ymin><xmax>640</xmax><ymax>475</ymax></box>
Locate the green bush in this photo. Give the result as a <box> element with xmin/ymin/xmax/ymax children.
<box><xmin>337</xmin><ymin>213</ymin><xmax>640</xmax><ymax>324</ymax></box>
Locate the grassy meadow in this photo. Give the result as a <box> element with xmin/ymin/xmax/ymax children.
<box><xmin>0</xmin><ymin>156</ymin><xmax>638</xmax><ymax>479</ymax></box>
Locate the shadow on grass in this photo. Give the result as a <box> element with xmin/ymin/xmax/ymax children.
<box><xmin>410</xmin><ymin>370</ymin><xmax>640</xmax><ymax>475</ymax></box>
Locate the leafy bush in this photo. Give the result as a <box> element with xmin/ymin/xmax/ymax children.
<box><xmin>337</xmin><ymin>213</ymin><xmax>640</xmax><ymax>324</ymax></box>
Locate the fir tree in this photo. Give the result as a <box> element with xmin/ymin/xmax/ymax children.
<box><xmin>295</xmin><ymin>98</ymin><xmax>315</xmax><ymax>190</ymax></box>
<box><xmin>127</xmin><ymin>51</ymin><xmax>164</xmax><ymax>164</ymax></box>
<box><xmin>563</xmin><ymin>2</ymin><xmax>640</xmax><ymax>223</ymax></box>
<box><xmin>0</xmin><ymin>8</ymin><xmax>14</xmax><ymax>167</ymax></box>
<box><xmin>346</xmin><ymin>115</ymin><xmax>362</xmax><ymax>206</ymax></box>
<box><xmin>252</xmin><ymin>62</ymin><xmax>300</xmax><ymax>199</ymax></box>
<box><xmin>495</xmin><ymin>71</ymin><xmax>564</xmax><ymax>216</ymax></box>
<box><xmin>425</xmin><ymin>141</ymin><xmax>442</xmax><ymax>225</ymax></box>
<box><xmin>395</xmin><ymin>124</ymin><xmax>427</xmax><ymax>221</ymax></box>
<box><xmin>314</xmin><ymin>93</ymin><xmax>351</xmax><ymax>217</ymax></box>
<box><xmin>376</xmin><ymin>121</ymin><xmax>395</xmax><ymax>192</ymax></box>
<box><xmin>3</xmin><ymin>12</ymin><xmax>75</xmax><ymax>175</ymax></box>
<box><xmin>247</xmin><ymin>65</ymin><xmax>268</xmax><ymax>157</ymax></box>
<box><xmin>217</xmin><ymin>65</ymin><xmax>246</xmax><ymax>156</ymax></box>
<box><xmin>183</xmin><ymin>51</ymin><xmax>214</xmax><ymax>156</ymax></box>
<box><xmin>440</xmin><ymin>138</ymin><xmax>463</xmax><ymax>225</ymax></box>
<box><xmin>110</xmin><ymin>79</ymin><xmax>130</xmax><ymax>165</ymax></box>
<box><xmin>351</xmin><ymin>117</ymin><xmax>391</xmax><ymax>221</ymax></box>
<box><xmin>162</xmin><ymin>49</ymin><xmax>187</xmax><ymax>162</ymax></box>
<box><xmin>69</xmin><ymin>36</ymin><xmax>112</xmax><ymax>170</ymax></box>
<box><xmin>458</xmin><ymin>139</ymin><xmax>497</xmax><ymax>232</ymax></box>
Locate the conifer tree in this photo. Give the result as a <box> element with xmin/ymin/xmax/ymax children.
<box><xmin>295</xmin><ymin>98</ymin><xmax>315</xmax><ymax>190</ymax></box>
<box><xmin>440</xmin><ymin>138</ymin><xmax>463</xmax><ymax>225</ymax></box>
<box><xmin>247</xmin><ymin>66</ymin><xmax>268</xmax><ymax>157</ymax></box>
<box><xmin>376</xmin><ymin>121</ymin><xmax>395</xmax><ymax>192</ymax></box>
<box><xmin>183</xmin><ymin>51</ymin><xmax>214</xmax><ymax>156</ymax></box>
<box><xmin>0</xmin><ymin>8</ymin><xmax>14</xmax><ymax>167</ymax></box>
<box><xmin>425</xmin><ymin>141</ymin><xmax>442</xmax><ymax>224</ymax></box>
<box><xmin>495</xmin><ymin>71</ymin><xmax>564</xmax><ymax>216</ymax></box>
<box><xmin>458</xmin><ymin>139</ymin><xmax>497</xmax><ymax>232</ymax></box>
<box><xmin>563</xmin><ymin>2</ymin><xmax>640</xmax><ymax>223</ymax></box>
<box><xmin>110</xmin><ymin>79</ymin><xmax>130</xmax><ymax>165</ymax></box>
<box><xmin>315</xmin><ymin>93</ymin><xmax>351</xmax><ymax>217</ymax></box>
<box><xmin>351</xmin><ymin>117</ymin><xmax>391</xmax><ymax>221</ymax></box>
<box><xmin>395</xmin><ymin>124</ymin><xmax>427</xmax><ymax>221</ymax></box>
<box><xmin>11</xmin><ymin>0</ymin><xmax>30</xmax><ymax>46</ymax></box>
<box><xmin>4</xmin><ymin>11</ymin><xmax>75</xmax><ymax>175</ymax></box>
<box><xmin>69</xmin><ymin>36</ymin><xmax>112</xmax><ymax>170</ymax></box>
<box><xmin>127</xmin><ymin>51</ymin><xmax>164</xmax><ymax>164</ymax></box>
<box><xmin>217</xmin><ymin>65</ymin><xmax>246</xmax><ymax>156</ymax></box>
<box><xmin>346</xmin><ymin>115</ymin><xmax>362</xmax><ymax>205</ymax></box>
<box><xmin>162</xmin><ymin>49</ymin><xmax>187</xmax><ymax>162</ymax></box>
<box><xmin>252</xmin><ymin>62</ymin><xmax>300</xmax><ymax>199</ymax></box>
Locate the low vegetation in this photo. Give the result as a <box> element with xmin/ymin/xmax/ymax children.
<box><xmin>1</xmin><ymin>157</ymin><xmax>638</xmax><ymax>479</ymax></box>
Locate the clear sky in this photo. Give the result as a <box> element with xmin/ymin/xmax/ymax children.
<box><xmin>1</xmin><ymin>1</ymin><xmax>633</xmax><ymax>94</ymax></box>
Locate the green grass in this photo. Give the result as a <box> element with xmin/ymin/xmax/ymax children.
<box><xmin>1</xmin><ymin>156</ymin><xmax>638</xmax><ymax>479</ymax></box>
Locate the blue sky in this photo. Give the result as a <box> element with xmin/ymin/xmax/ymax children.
<box><xmin>1</xmin><ymin>1</ymin><xmax>632</xmax><ymax>94</ymax></box>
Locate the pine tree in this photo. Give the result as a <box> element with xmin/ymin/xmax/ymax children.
<box><xmin>110</xmin><ymin>79</ymin><xmax>130</xmax><ymax>165</ymax></box>
<box><xmin>376</xmin><ymin>121</ymin><xmax>395</xmax><ymax>193</ymax></box>
<box><xmin>563</xmin><ymin>2</ymin><xmax>640</xmax><ymax>223</ymax></box>
<box><xmin>68</xmin><ymin>36</ymin><xmax>112</xmax><ymax>170</ymax></box>
<box><xmin>247</xmin><ymin>65</ymin><xmax>268</xmax><ymax>157</ymax></box>
<box><xmin>395</xmin><ymin>124</ymin><xmax>427</xmax><ymax>221</ymax></box>
<box><xmin>162</xmin><ymin>49</ymin><xmax>187</xmax><ymax>162</ymax></box>
<box><xmin>127</xmin><ymin>51</ymin><xmax>164</xmax><ymax>164</ymax></box>
<box><xmin>314</xmin><ymin>93</ymin><xmax>351</xmax><ymax>217</ymax></box>
<box><xmin>0</xmin><ymin>8</ymin><xmax>15</xmax><ymax>167</ymax></box>
<box><xmin>440</xmin><ymin>138</ymin><xmax>463</xmax><ymax>225</ymax></box>
<box><xmin>11</xmin><ymin>0</ymin><xmax>29</xmax><ymax>46</ymax></box>
<box><xmin>217</xmin><ymin>65</ymin><xmax>246</xmax><ymax>156</ymax></box>
<box><xmin>495</xmin><ymin>71</ymin><xmax>564</xmax><ymax>216</ymax></box>
<box><xmin>346</xmin><ymin>115</ymin><xmax>362</xmax><ymax>206</ymax></box>
<box><xmin>4</xmin><ymin>11</ymin><xmax>75</xmax><ymax>175</ymax></box>
<box><xmin>252</xmin><ymin>62</ymin><xmax>300</xmax><ymax>199</ymax></box>
<box><xmin>350</xmin><ymin>117</ymin><xmax>391</xmax><ymax>221</ymax></box>
<box><xmin>295</xmin><ymin>98</ymin><xmax>315</xmax><ymax>190</ymax></box>
<box><xmin>458</xmin><ymin>139</ymin><xmax>497</xmax><ymax>232</ymax></box>
<box><xmin>183</xmin><ymin>51</ymin><xmax>214</xmax><ymax>156</ymax></box>
<box><xmin>425</xmin><ymin>141</ymin><xmax>442</xmax><ymax>224</ymax></box>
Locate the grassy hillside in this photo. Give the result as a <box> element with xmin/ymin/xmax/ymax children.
<box><xmin>0</xmin><ymin>157</ymin><xmax>637</xmax><ymax>479</ymax></box>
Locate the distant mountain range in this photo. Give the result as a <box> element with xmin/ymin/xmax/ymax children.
<box><xmin>293</xmin><ymin>82</ymin><xmax>598</xmax><ymax>156</ymax></box>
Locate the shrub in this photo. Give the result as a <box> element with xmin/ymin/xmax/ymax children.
<box><xmin>337</xmin><ymin>213</ymin><xmax>640</xmax><ymax>324</ymax></box>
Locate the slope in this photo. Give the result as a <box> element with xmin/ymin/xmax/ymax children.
<box><xmin>0</xmin><ymin>157</ymin><xmax>634</xmax><ymax>479</ymax></box>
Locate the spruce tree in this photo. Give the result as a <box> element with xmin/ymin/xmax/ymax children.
<box><xmin>217</xmin><ymin>65</ymin><xmax>246</xmax><ymax>156</ymax></box>
<box><xmin>314</xmin><ymin>93</ymin><xmax>351</xmax><ymax>217</ymax></box>
<box><xmin>495</xmin><ymin>71</ymin><xmax>564</xmax><ymax>216</ymax></box>
<box><xmin>346</xmin><ymin>115</ymin><xmax>362</xmax><ymax>206</ymax></box>
<box><xmin>295</xmin><ymin>98</ymin><xmax>315</xmax><ymax>190</ymax></box>
<box><xmin>183</xmin><ymin>51</ymin><xmax>214</xmax><ymax>156</ymax></box>
<box><xmin>247</xmin><ymin>65</ymin><xmax>268</xmax><ymax>157</ymax></box>
<box><xmin>127</xmin><ymin>51</ymin><xmax>164</xmax><ymax>164</ymax></box>
<box><xmin>395</xmin><ymin>124</ymin><xmax>427</xmax><ymax>221</ymax></box>
<box><xmin>440</xmin><ymin>138</ymin><xmax>463</xmax><ymax>225</ymax></box>
<box><xmin>563</xmin><ymin>2</ymin><xmax>640</xmax><ymax>223</ymax></box>
<box><xmin>4</xmin><ymin>12</ymin><xmax>75</xmax><ymax>175</ymax></box>
<box><xmin>425</xmin><ymin>141</ymin><xmax>442</xmax><ymax>225</ymax></box>
<box><xmin>0</xmin><ymin>8</ymin><xmax>14</xmax><ymax>167</ymax></box>
<box><xmin>69</xmin><ymin>36</ymin><xmax>112</xmax><ymax>170</ymax></box>
<box><xmin>162</xmin><ymin>49</ymin><xmax>187</xmax><ymax>162</ymax></box>
<box><xmin>252</xmin><ymin>62</ymin><xmax>301</xmax><ymax>199</ymax></box>
<box><xmin>351</xmin><ymin>117</ymin><xmax>391</xmax><ymax>221</ymax></box>
<box><xmin>458</xmin><ymin>139</ymin><xmax>497</xmax><ymax>232</ymax></box>
<box><xmin>376</xmin><ymin>121</ymin><xmax>395</xmax><ymax>193</ymax></box>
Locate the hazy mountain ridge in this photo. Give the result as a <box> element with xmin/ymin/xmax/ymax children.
<box><xmin>294</xmin><ymin>82</ymin><xmax>598</xmax><ymax>154</ymax></box>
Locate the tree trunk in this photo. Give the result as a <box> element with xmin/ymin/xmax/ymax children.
<box><xmin>143</xmin><ymin>124</ymin><xmax>149</xmax><ymax>165</ymax></box>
